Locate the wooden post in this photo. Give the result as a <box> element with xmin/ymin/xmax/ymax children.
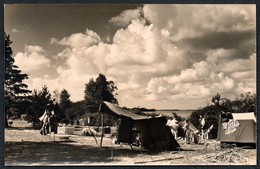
<box><xmin>99</xmin><ymin>103</ymin><xmax>104</xmax><ymax>148</ymax></box>
<box><xmin>100</xmin><ymin>113</ymin><xmax>104</xmax><ymax>148</ymax></box>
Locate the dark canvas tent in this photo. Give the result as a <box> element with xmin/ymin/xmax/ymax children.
<box><xmin>99</xmin><ymin>101</ymin><xmax>181</xmax><ymax>151</ymax></box>
<box><xmin>217</xmin><ymin>112</ymin><xmax>256</xmax><ymax>146</ymax></box>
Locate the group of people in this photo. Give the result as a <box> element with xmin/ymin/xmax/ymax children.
<box><xmin>39</xmin><ymin>104</ymin><xmax>210</xmax><ymax>145</ymax></box>
<box><xmin>166</xmin><ymin>113</ymin><xmax>207</xmax><ymax>144</ymax></box>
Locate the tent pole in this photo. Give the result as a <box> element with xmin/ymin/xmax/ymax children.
<box><xmin>100</xmin><ymin>113</ymin><xmax>104</xmax><ymax>148</ymax></box>
<box><xmin>99</xmin><ymin>103</ymin><xmax>104</xmax><ymax>148</ymax></box>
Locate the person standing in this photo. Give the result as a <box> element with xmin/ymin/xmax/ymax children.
<box><xmin>166</xmin><ymin>116</ymin><xmax>179</xmax><ymax>139</ymax></box>
<box><xmin>39</xmin><ymin>104</ymin><xmax>56</xmax><ymax>135</ymax></box>
<box><xmin>183</xmin><ymin>120</ymin><xmax>192</xmax><ymax>144</ymax></box>
<box><xmin>199</xmin><ymin>115</ymin><xmax>205</xmax><ymax>143</ymax></box>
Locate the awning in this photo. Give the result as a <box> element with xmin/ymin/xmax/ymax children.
<box><xmin>100</xmin><ymin>101</ymin><xmax>149</xmax><ymax>120</ymax></box>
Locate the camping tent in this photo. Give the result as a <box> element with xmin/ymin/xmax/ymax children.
<box><xmin>217</xmin><ymin>112</ymin><xmax>256</xmax><ymax>145</ymax></box>
<box><xmin>99</xmin><ymin>101</ymin><xmax>181</xmax><ymax>151</ymax></box>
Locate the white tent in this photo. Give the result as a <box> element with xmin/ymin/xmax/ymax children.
<box><xmin>217</xmin><ymin>112</ymin><xmax>256</xmax><ymax>144</ymax></box>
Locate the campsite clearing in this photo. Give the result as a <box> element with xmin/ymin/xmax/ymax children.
<box><xmin>5</xmin><ymin>127</ymin><xmax>256</xmax><ymax>166</ymax></box>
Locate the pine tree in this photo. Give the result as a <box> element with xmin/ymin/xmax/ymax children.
<box><xmin>4</xmin><ymin>33</ymin><xmax>31</xmax><ymax>127</ymax></box>
<box><xmin>58</xmin><ymin>89</ymin><xmax>72</xmax><ymax>123</ymax></box>
<box><xmin>59</xmin><ymin>89</ymin><xmax>71</xmax><ymax>109</ymax></box>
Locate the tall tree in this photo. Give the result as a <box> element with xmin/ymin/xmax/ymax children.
<box><xmin>59</xmin><ymin>89</ymin><xmax>71</xmax><ymax>109</ymax></box>
<box><xmin>4</xmin><ymin>33</ymin><xmax>31</xmax><ymax>127</ymax></box>
<box><xmin>84</xmin><ymin>74</ymin><xmax>118</xmax><ymax>107</ymax></box>
<box><xmin>58</xmin><ymin>89</ymin><xmax>72</xmax><ymax>123</ymax></box>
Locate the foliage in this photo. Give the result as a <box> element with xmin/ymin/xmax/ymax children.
<box><xmin>53</xmin><ymin>97</ymin><xmax>118</xmax><ymax>126</ymax></box>
<box><xmin>211</xmin><ymin>93</ymin><xmax>221</xmax><ymax>106</ymax></box>
<box><xmin>190</xmin><ymin>92</ymin><xmax>256</xmax><ymax>139</ymax></box>
<box><xmin>59</xmin><ymin>89</ymin><xmax>71</xmax><ymax>109</ymax></box>
<box><xmin>132</xmin><ymin>107</ymin><xmax>156</xmax><ymax>112</ymax></box>
<box><xmin>232</xmin><ymin>92</ymin><xmax>256</xmax><ymax>113</ymax></box>
<box><xmin>26</xmin><ymin>86</ymin><xmax>55</xmax><ymax>129</ymax></box>
<box><xmin>63</xmin><ymin>100</ymin><xmax>87</xmax><ymax>125</ymax></box>
<box><xmin>4</xmin><ymin>33</ymin><xmax>31</xmax><ymax>127</ymax></box>
<box><xmin>83</xmin><ymin>74</ymin><xmax>118</xmax><ymax>125</ymax></box>
<box><xmin>84</xmin><ymin>73</ymin><xmax>118</xmax><ymax>107</ymax></box>
<box><xmin>56</xmin><ymin>89</ymin><xmax>72</xmax><ymax>123</ymax></box>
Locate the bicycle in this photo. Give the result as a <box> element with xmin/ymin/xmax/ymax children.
<box><xmin>129</xmin><ymin>130</ymin><xmax>143</xmax><ymax>150</ymax></box>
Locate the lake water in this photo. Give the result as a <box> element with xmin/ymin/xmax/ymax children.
<box><xmin>145</xmin><ymin>110</ymin><xmax>194</xmax><ymax>119</ymax></box>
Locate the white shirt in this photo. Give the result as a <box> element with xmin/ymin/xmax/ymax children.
<box><xmin>166</xmin><ymin>118</ymin><xmax>179</xmax><ymax>130</ymax></box>
<box><xmin>200</xmin><ymin>118</ymin><xmax>205</xmax><ymax>126</ymax></box>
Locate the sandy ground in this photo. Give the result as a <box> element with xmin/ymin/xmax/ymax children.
<box><xmin>4</xmin><ymin>123</ymin><xmax>257</xmax><ymax>166</ymax></box>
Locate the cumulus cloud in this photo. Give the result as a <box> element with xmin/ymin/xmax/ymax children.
<box><xmin>44</xmin><ymin>20</ymin><xmax>172</xmax><ymax>102</ymax></box>
<box><xmin>166</xmin><ymin>61</ymin><xmax>211</xmax><ymax>84</ymax></box>
<box><xmin>51</xmin><ymin>29</ymin><xmax>101</xmax><ymax>48</ymax></box>
<box><xmin>143</xmin><ymin>5</ymin><xmax>256</xmax><ymax>66</ymax></box>
<box><xmin>143</xmin><ymin>5</ymin><xmax>255</xmax><ymax>40</ymax></box>
<box><xmin>220</xmin><ymin>53</ymin><xmax>256</xmax><ymax>73</ymax></box>
<box><xmin>14</xmin><ymin>45</ymin><xmax>51</xmax><ymax>73</ymax></box>
<box><xmin>24</xmin><ymin>65</ymin><xmax>94</xmax><ymax>101</ymax></box>
<box><xmin>109</xmin><ymin>19</ymin><xmax>165</xmax><ymax>65</ymax></box>
<box><xmin>109</xmin><ymin>7</ymin><xmax>143</xmax><ymax>27</ymax></box>
<box><xmin>231</xmin><ymin>71</ymin><xmax>256</xmax><ymax>80</ymax></box>
<box><xmin>20</xmin><ymin>5</ymin><xmax>256</xmax><ymax>109</ymax></box>
<box><xmin>138</xmin><ymin>4</ymin><xmax>255</xmax><ymax>108</ymax></box>
<box><xmin>145</xmin><ymin>60</ymin><xmax>236</xmax><ymax>102</ymax></box>
<box><xmin>236</xmin><ymin>82</ymin><xmax>256</xmax><ymax>94</ymax></box>
<box><xmin>25</xmin><ymin>45</ymin><xmax>45</xmax><ymax>53</ymax></box>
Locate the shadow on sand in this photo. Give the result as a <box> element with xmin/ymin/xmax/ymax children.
<box><xmin>5</xmin><ymin>141</ymin><xmax>149</xmax><ymax>165</ymax></box>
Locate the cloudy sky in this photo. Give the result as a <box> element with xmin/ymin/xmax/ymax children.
<box><xmin>4</xmin><ymin>4</ymin><xmax>256</xmax><ymax>109</ymax></box>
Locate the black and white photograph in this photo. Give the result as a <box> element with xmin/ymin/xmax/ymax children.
<box><xmin>4</xmin><ymin>3</ymin><xmax>256</xmax><ymax>166</ymax></box>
